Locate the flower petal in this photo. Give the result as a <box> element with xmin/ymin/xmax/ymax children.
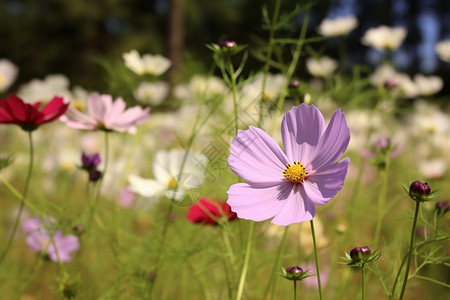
<box><xmin>228</xmin><ymin>126</ymin><xmax>288</xmax><ymax>184</ymax></box>
<box><xmin>227</xmin><ymin>182</ymin><xmax>287</xmax><ymax>222</ymax></box>
<box><xmin>303</xmin><ymin>158</ymin><xmax>350</xmax><ymax>205</ymax></box>
<box><xmin>128</xmin><ymin>175</ymin><xmax>166</xmax><ymax>198</ymax></box>
<box><xmin>271</xmin><ymin>185</ymin><xmax>315</xmax><ymax>225</ymax></box>
<box><xmin>308</xmin><ymin>108</ymin><xmax>350</xmax><ymax>170</ymax></box>
<box><xmin>281</xmin><ymin>104</ymin><xmax>325</xmax><ymax>164</ymax></box>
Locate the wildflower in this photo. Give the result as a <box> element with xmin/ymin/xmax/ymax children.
<box><xmin>361</xmin><ymin>26</ymin><xmax>407</xmax><ymax>51</ymax></box>
<box><xmin>187</xmin><ymin>198</ymin><xmax>237</xmax><ymax>225</ymax></box>
<box><xmin>17</xmin><ymin>74</ymin><xmax>72</xmax><ymax>103</ymax></box>
<box><xmin>317</xmin><ymin>16</ymin><xmax>358</xmax><ymax>37</ymax></box>
<box><xmin>122</xmin><ymin>50</ymin><xmax>171</xmax><ymax>76</ymax></box>
<box><xmin>61</xmin><ymin>92</ymin><xmax>150</xmax><ymax>133</ymax></box>
<box><xmin>23</xmin><ymin>217</ymin><xmax>80</xmax><ymax>263</ymax></box>
<box><xmin>306</xmin><ymin>56</ymin><xmax>338</xmax><ymax>78</ymax></box>
<box><xmin>435</xmin><ymin>200</ymin><xmax>449</xmax><ymax>214</ymax></box>
<box><xmin>133</xmin><ymin>81</ymin><xmax>169</xmax><ymax>106</ymax></box>
<box><xmin>413</xmin><ymin>74</ymin><xmax>443</xmax><ymax>96</ymax></box>
<box><xmin>419</xmin><ymin>158</ymin><xmax>447</xmax><ymax>179</ymax></box>
<box><xmin>81</xmin><ymin>152</ymin><xmax>101</xmax><ymax>171</ymax></box>
<box><xmin>227</xmin><ymin>104</ymin><xmax>350</xmax><ymax>226</ymax></box>
<box><xmin>435</xmin><ymin>40</ymin><xmax>450</xmax><ymax>62</ymax></box>
<box><xmin>0</xmin><ymin>59</ymin><xmax>18</xmax><ymax>93</ymax></box>
<box><xmin>0</xmin><ymin>95</ymin><xmax>68</xmax><ymax>131</ymax></box>
<box><xmin>128</xmin><ymin>149</ymin><xmax>208</xmax><ymax>201</ymax></box>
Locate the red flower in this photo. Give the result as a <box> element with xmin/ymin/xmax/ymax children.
<box><xmin>187</xmin><ymin>198</ymin><xmax>237</xmax><ymax>225</ymax></box>
<box><xmin>0</xmin><ymin>95</ymin><xmax>68</xmax><ymax>131</ymax></box>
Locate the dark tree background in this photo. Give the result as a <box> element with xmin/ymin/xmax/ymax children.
<box><xmin>1</xmin><ymin>0</ymin><xmax>450</xmax><ymax>95</ymax></box>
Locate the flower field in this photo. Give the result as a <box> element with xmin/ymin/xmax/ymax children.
<box><xmin>0</xmin><ymin>3</ymin><xmax>449</xmax><ymax>300</ymax></box>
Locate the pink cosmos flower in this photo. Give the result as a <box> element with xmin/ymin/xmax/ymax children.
<box><xmin>227</xmin><ymin>104</ymin><xmax>350</xmax><ymax>226</ymax></box>
<box><xmin>61</xmin><ymin>92</ymin><xmax>150</xmax><ymax>133</ymax></box>
<box><xmin>23</xmin><ymin>217</ymin><xmax>80</xmax><ymax>263</ymax></box>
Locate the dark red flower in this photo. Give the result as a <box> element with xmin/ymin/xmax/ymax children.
<box><xmin>0</xmin><ymin>95</ymin><xmax>68</xmax><ymax>131</ymax></box>
<box><xmin>187</xmin><ymin>198</ymin><xmax>237</xmax><ymax>225</ymax></box>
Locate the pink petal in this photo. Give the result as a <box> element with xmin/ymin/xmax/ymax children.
<box><xmin>104</xmin><ymin>96</ymin><xmax>126</xmax><ymax>120</ymax></box>
<box><xmin>227</xmin><ymin>182</ymin><xmax>287</xmax><ymax>222</ymax></box>
<box><xmin>105</xmin><ymin>106</ymin><xmax>149</xmax><ymax>131</ymax></box>
<box><xmin>308</xmin><ymin>108</ymin><xmax>350</xmax><ymax>170</ymax></box>
<box><xmin>87</xmin><ymin>93</ymin><xmax>110</xmax><ymax>121</ymax></box>
<box><xmin>281</xmin><ymin>104</ymin><xmax>325</xmax><ymax>164</ymax></box>
<box><xmin>228</xmin><ymin>126</ymin><xmax>288</xmax><ymax>184</ymax></box>
<box><xmin>303</xmin><ymin>158</ymin><xmax>350</xmax><ymax>205</ymax></box>
<box><xmin>271</xmin><ymin>185</ymin><xmax>315</xmax><ymax>225</ymax></box>
<box><xmin>61</xmin><ymin>106</ymin><xmax>98</xmax><ymax>129</ymax></box>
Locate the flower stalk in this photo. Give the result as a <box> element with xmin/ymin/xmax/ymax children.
<box><xmin>0</xmin><ymin>131</ymin><xmax>34</xmax><ymax>264</ymax></box>
<box><xmin>310</xmin><ymin>220</ymin><xmax>323</xmax><ymax>300</ymax></box>
<box><xmin>236</xmin><ymin>221</ymin><xmax>255</xmax><ymax>300</ymax></box>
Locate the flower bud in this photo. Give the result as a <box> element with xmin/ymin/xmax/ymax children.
<box><xmin>409</xmin><ymin>181</ymin><xmax>431</xmax><ymax>201</ymax></box>
<box><xmin>81</xmin><ymin>152</ymin><xmax>101</xmax><ymax>171</ymax></box>
<box><xmin>219</xmin><ymin>40</ymin><xmax>237</xmax><ymax>49</ymax></box>
<box><xmin>287</xmin><ymin>266</ymin><xmax>304</xmax><ymax>276</ymax></box>
<box><xmin>288</xmin><ymin>80</ymin><xmax>300</xmax><ymax>89</ymax></box>
<box><xmin>89</xmin><ymin>170</ymin><xmax>102</xmax><ymax>182</ymax></box>
<box><xmin>350</xmin><ymin>246</ymin><xmax>371</xmax><ymax>263</ymax></box>
<box><xmin>435</xmin><ymin>200</ymin><xmax>449</xmax><ymax>214</ymax></box>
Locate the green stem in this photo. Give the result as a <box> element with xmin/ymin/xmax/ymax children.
<box><xmin>236</xmin><ymin>221</ymin><xmax>255</xmax><ymax>300</ymax></box>
<box><xmin>264</xmin><ymin>226</ymin><xmax>289</xmax><ymax>300</ymax></box>
<box><xmin>0</xmin><ymin>131</ymin><xmax>34</xmax><ymax>265</ymax></box>
<box><xmin>310</xmin><ymin>220</ymin><xmax>323</xmax><ymax>300</ymax></box>
<box><xmin>361</xmin><ymin>265</ymin><xmax>366</xmax><ymax>300</ymax></box>
<box><xmin>398</xmin><ymin>201</ymin><xmax>421</xmax><ymax>300</ymax></box>
<box><xmin>88</xmin><ymin>131</ymin><xmax>110</xmax><ymax>228</ymax></box>
<box><xmin>374</xmin><ymin>155</ymin><xmax>390</xmax><ymax>245</ymax></box>
<box><xmin>227</xmin><ymin>56</ymin><xmax>239</xmax><ymax>133</ymax></box>
<box><xmin>259</xmin><ymin>0</ymin><xmax>281</xmax><ymax>128</ymax></box>
<box><xmin>293</xmin><ymin>280</ymin><xmax>297</xmax><ymax>300</ymax></box>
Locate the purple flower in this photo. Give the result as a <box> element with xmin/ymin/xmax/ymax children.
<box><xmin>23</xmin><ymin>217</ymin><xmax>80</xmax><ymax>263</ymax></box>
<box><xmin>227</xmin><ymin>104</ymin><xmax>350</xmax><ymax>226</ymax></box>
<box><xmin>61</xmin><ymin>92</ymin><xmax>150</xmax><ymax>133</ymax></box>
<box><xmin>81</xmin><ymin>152</ymin><xmax>101</xmax><ymax>171</ymax></box>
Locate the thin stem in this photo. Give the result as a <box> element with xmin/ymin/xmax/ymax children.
<box><xmin>374</xmin><ymin>155</ymin><xmax>390</xmax><ymax>245</ymax></box>
<box><xmin>227</xmin><ymin>56</ymin><xmax>239</xmax><ymax>134</ymax></box>
<box><xmin>293</xmin><ymin>280</ymin><xmax>297</xmax><ymax>300</ymax></box>
<box><xmin>398</xmin><ymin>201</ymin><xmax>421</xmax><ymax>300</ymax></box>
<box><xmin>310</xmin><ymin>220</ymin><xmax>323</xmax><ymax>300</ymax></box>
<box><xmin>259</xmin><ymin>0</ymin><xmax>281</xmax><ymax>127</ymax></box>
<box><xmin>361</xmin><ymin>265</ymin><xmax>366</xmax><ymax>300</ymax></box>
<box><xmin>264</xmin><ymin>226</ymin><xmax>289</xmax><ymax>300</ymax></box>
<box><xmin>236</xmin><ymin>221</ymin><xmax>255</xmax><ymax>300</ymax></box>
<box><xmin>0</xmin><ymin>131</ymin><xmax>34</xmax><ymax>265</ymax></box>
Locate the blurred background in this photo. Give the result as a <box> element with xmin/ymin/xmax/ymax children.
<box><xmin>1</xmin><ymin>0</ymin><xmax>450</xmax><ymax>97</ymax></box>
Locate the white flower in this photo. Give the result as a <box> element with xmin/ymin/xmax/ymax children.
<box><xmin>306</xmin><ymin>56</ymin><xmax>338</xmax><ymax>77</ymax></box>
<box><xmin>133</xmin><ymin>81</ymin><xmax>169</xmax><ymax>106</ymax></box>
<box><xmin>317</xmin><ymin>16</ymin><xmax>358</xmax><ymax>37</ymax></box>
<box><xmin>17</xmin><ymin>74</ymin><xmax>72</xmax><ymax>103</ymax></box>
<box><xmin>128</xmin><ymin>149</ymin><xmax>208</xmax><ymax>201</ymax></box>
<box><xmin>419</xmin><ymin>158</ymin><xmax>447</xmax><ymax>179</ymax></box>
<box><xmin>361</xmin><ymin>26</ymin><xmax>407</xmax><ymax>51</ymax></box>
<box><xmin>435</xmin><ymin>40</ymin><xmax>450</xmax><ymax>62</ymax></box>
<box><xmin>0</xmin><ymin>59</ymin><xmax>18</xmax><ymax>93</ymax></box>
<box><xmin>414</xmin><ymin>74</ymin><xmax>443</xmax><ymax>96</ymax></box>
<box><xmin>123</xmin><ymin>50</ymin><xmax>171</xmax><ymax>76</ymax></box>
<box><xmin>369</xmin><ymin>64</ymin><xmax>400</xmax><ymax>87</ymax></box>
<box><xmin>174</xmin><ymin>75</ymin><xmax>227</xmax><ymax>100</ymax></box>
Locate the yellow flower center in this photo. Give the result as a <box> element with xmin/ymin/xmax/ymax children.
<box><xmin>262</xmin><ymin>92</ymin><xmax>271</xmax><ymax>102</ymax></box>
<box><xmin>167</xmin><ymin>176</ymin><xmax>178</xmax><ymax>189</ymax></box>
<box><xmin>0</xmin><ymin>74</ymin><xmax>5</xmax><ymax>85</ymax></box>
<box><xmin>72</xmin><ymin>100</ymin><xmax>86</xmax><ymax>112</ymax></box>
<box><xmin>283</xmin><ymin>161</ymin><xmax>306</xmax><ymax>184</ymax></box>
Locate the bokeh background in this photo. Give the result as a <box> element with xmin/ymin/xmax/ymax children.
<box><xmin>1</xmin><ymin>0</ymin><xmax>450</xmax><ymax>102</ymax></box>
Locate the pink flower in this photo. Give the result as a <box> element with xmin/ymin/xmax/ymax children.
<box><xmin>23</xmin><ymin>217</ymin><xmax>80</xmax><ymax>263</ymax></box>
<box><xmin>227</xmin><ymin>104</ymin><xmax>350</xmax><ymax>226</ymax></box>
<box><xmin>61</xmin><ymin>92</ymin><xmax>150</xmax><ymax>133</ymax></box>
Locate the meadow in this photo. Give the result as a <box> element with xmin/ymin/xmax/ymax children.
<box><xmin>0</xmin><ymin>3</ymin><xmax>449</xmax><ymax>300</ymax></box>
